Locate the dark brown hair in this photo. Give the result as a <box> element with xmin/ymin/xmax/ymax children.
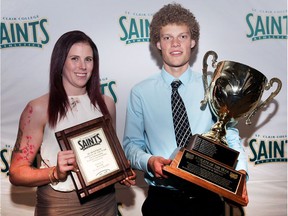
<box><xmin>48</xmin><ymin>30</ymin><xmax>109</xmax><ymax>127</ymax></box>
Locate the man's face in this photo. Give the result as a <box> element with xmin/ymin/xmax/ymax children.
<box><xmin>157</xmin><ymin>24</ymin><xmax>196</xmax><ymax>74</ymax></box>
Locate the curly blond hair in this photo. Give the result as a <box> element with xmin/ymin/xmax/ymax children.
<box><xmin>150</xmin><ymin>3</ymin><xmax>200</xmax><ymax>48</ymax></box>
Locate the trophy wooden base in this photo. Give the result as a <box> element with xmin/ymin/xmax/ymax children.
<box><xmin>163</xmin><ymin>135</ymin><xmax>248</xmax><ymax>206</ymax></box>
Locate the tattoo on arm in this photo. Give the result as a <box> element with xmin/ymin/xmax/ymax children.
<box><xmin>13</xmin><ymin>105</ymin><xmax>36</xmax><ymax>162</ymax></box>
<box><xmin>13</xmin><ymin>132</ymin><xmax>36</xmax><ymax>162</ymax></box>
<box><xmin>23</xmin><ymin>105</ymin><xmax>33</xmax><ymax>128</ymax></box>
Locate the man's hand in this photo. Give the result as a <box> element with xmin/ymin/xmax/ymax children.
<box><xmin>239</xmin><ymin>170</ymin><xmax>249</xmax><ymax>205</ymax></box>
<box><xmin>148</xmin><ymin>156</ymin><xmax>172</xmax><ymax>179</ymax></box>
<box><xmin>224</xmin><ymin>170</ymin><xmax>249</xmax><ymax>207</ymax></box>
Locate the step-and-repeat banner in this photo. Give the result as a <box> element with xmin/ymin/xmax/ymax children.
<box><xmin>1</xmin><ymin>0</ymin><xmax>287</xmax><ymax>215</ymax></box>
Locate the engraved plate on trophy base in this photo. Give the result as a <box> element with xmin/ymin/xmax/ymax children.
<box><xmin>187</xmin><ymin>134</ymin><xmax>239</xmax><ymax>168</ymax></box>
<box><xmin>163</xmin><ymin>135</ymin><xmax>247</xmax><ymax>206</ymax></box>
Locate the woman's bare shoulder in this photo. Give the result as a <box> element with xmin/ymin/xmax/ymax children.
<box><xmin>102</xmin><ymin>94</ymin><xmax>114</xmax><ymax>106</ymax></box>
<box><xmin>102</xmin><ymin>95</ymin><xmax>115</xmax><ymax>113</ymax></box>
<box><xmin>102</xmin><ymin>95</ymin><xmax>116</xmax><ymax>126</ymax></box>
<box><xmin>23</xmin><ymin>93</ymin><xmax>49</xmax><ymax>122</ymax></box>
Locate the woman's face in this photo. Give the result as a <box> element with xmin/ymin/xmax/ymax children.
<box><xmin>62</xmin><ymin>42</ymin><xmax>94</xmax><ymax>95</ymax></box>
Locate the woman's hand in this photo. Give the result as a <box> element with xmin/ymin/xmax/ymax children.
<box><xmin>120</xmin><ymin>169</ymin><xmax>137</xmax><ymax>187</ymax></box>
<box><xmin>55</xmin><ymin>150</ymin><xmax>79</xmax><ymax>181</ymax></box>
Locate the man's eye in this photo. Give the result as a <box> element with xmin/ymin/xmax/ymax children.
<box><xmin>180</xmin><ymin>35</ymin><xmax>187</xmax><ymax>40</ymax></box>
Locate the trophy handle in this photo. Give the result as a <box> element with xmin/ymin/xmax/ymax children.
<box><xmin>200</xmin><ymin>50</ymin><xmax>218</xmax><ymax>109</ymax></box>
<box><xmin>245</xmin><ymin>77</ymin><xmax>282</xmax><ymax>125</ymax></box>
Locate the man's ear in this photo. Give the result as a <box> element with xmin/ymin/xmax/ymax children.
<box><xmin>156</xmin><ymin>41</ymin><xmax>162</xmax><ymax>50</ymax></box>
<box><xmin>191</xmin><ymin>40</ymin><xmax>196</xmax><ymax>48</ymax></box>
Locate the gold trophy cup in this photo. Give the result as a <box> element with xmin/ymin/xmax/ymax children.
<box><xmin>163</xmin><ymin>50</ymin><xmax>282</xmax><ymax>206</ymax></box>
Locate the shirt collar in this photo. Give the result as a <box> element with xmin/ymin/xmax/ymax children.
<box><xmin>161</xmin><ymin>66</ymin><xmax>192</xmax><ymax>87</ymax></box>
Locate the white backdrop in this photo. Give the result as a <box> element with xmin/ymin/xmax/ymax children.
<box><xmin>1</xmin><ymin>0</ymin><xmax>287</xmax><ymax>215</ymax></box>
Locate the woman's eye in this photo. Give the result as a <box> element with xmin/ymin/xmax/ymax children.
<box><xmin>86</xmin><ymin>57</ymin><xmax>93</xmax><ymax>62</ymax></box>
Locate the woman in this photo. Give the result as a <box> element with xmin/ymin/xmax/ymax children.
<box><xmin>9</xmin><ymin>30</ymin><xmax>135</xmax><ymax>216</ymax></box>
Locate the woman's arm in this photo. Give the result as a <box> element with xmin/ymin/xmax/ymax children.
<box><xmin>103</xmin><ymin>94</ymin><xmax>136</xmax><ymax>186</ymax></box>
<box><xmin>9</xmin><ymin>95</ymin><xmax>53</xmax><ymax>186</ymax></box>
<box><xmin>103</xmin><ymin>95</ymin><xmax>116</xmax><ymax>129</ymax></box>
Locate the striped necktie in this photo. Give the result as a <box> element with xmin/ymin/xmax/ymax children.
<box><xmin>171</xmin><ymin>80</ymin><xmax>192</xmax><ymax>147</ymax></box>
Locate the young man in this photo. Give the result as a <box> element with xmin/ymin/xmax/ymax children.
<box><xmin>123</xmin><ymin>3</ymin><xmax>248</xmax><ymax>216</ymax></box>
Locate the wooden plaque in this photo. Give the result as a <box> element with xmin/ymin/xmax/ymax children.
<box><xmin>163</xmin><ymin>134</ymin><xmax>247</xmax><ymax>206</ymax></box>
<box><xmin>55</xmin><ymin>115</ymin><xmax>132</xmax><ymax>201</ymax></box>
